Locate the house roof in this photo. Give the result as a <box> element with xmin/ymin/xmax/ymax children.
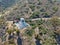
<box><xmin>14</xmin><ymin>18</ymin><xmax>29</xmax><ymax>29</ymax></box>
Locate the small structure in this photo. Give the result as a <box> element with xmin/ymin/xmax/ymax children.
<box><xmin>14</xmin><ymin>18</ymin><xmax>30</xmax><ymax>29</ymax></box>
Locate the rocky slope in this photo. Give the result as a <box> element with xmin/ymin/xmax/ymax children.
<box><xmin>0</xmin><ymin>0</ymin><xmax>60</xmax><ymax>20</ymax></box>
<box><xmin>0</xmin><ymin>0</ymin><xmax>60</xmax><ymax>45</ymax></box>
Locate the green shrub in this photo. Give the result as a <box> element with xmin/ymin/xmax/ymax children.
<box><xmin>50</xmin><ymin>17</ymin><xmax>60</xmax><ymax>30</ymax></box>
<box><xmin>43</xmin><ymin>38</ymin><xmax>57</xmax><ymax>45</ymax></box>
<box><xmin>30</xmin><ymin>11</ymin><xmax>40</xmax><ymax>18</ymax></box>
<box><xmin>39</xmin><ymin>25</ymin><xmax>48</xmax><ymax>34</ymax></box>
<box><xmin>6</xmin><ymin>29</ymin><xmax>14</xmax><ymax>35</ymax></box>
<box><xmin>40</xmin><ymin>8</ymin><xmax>45</xmax><ymax>12</ymax></box>
<box><xmin>43</xmin><ymin>12</ymin><xmax>50</xmax><ymax>18</ymax></box>
<box><xmin>36</xmin><ymin>19</ymin><xmax>44</xmax><ymax>25</ymax></box>
<box><xmin>29</xmin><ymin>5</ymin><xmax>35</xmax><ymax>11</ymax></box>
<box><xmin>52</xmin><ymin>7</ymin><xmax>58</xmax><ymax>12</ymax></box>
<box><xmin>15</xmin><ymin>30</ymin><xmax>20</xmax><ymax>36</ymax></box>
<box><xmin>25</xmin><ymin>29</ymin><xmax>35</xmax><ymax>37</ymax></box>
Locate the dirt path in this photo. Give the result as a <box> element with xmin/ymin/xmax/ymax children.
<box><xmin>31</xmin><ymin>18</ymin><xmax>60</xmax><ymax>21</ymax></box>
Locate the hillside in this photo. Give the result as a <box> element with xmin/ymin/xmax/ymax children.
<box><xmin>0</xmin><ymin>0</ymin><xmax>60</xmax><ymax>45</ymax></box>
<box><xmin>0</xmin><ymin>0</ymin><xmax>60</xmax><ymax>20</ymax></box>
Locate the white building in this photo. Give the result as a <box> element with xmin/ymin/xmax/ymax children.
<box><xmin>14</xmin><ymin>18</ymin><xmax>30</xmax><ymax>29</ymax></box>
